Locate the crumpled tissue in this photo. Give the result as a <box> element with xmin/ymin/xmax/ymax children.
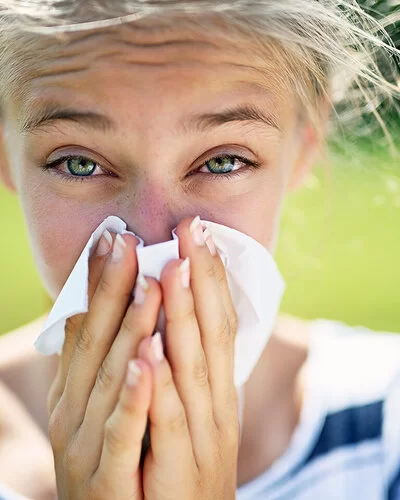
<box><xmin>34</xmin><ymin>216</ymin><xmax>285</xmax><ymax>388</ymax></box>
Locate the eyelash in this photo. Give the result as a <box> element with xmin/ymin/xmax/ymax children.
<box><xmin>40</xmin><ymin>153</ymin><xmax>261</xmax><ymax>184</ymax></box>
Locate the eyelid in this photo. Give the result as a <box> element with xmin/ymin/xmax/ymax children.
<box><xmin>196</xmin><ymin>154</ymin><xmax>258</xmax><ymax>175</ymax></box>
<box><xmin>46</xmin><ymin>146</ymin><xmax>115</xmax><ymax>170</ymax></box>
<box><xmin>44</xmin><ymin>152</ymin><xmax>117</xmax><ymax>179</ymax></box>
<box><xmin>192</xmin><ymin>144</ymin><xmax>258</xmax><ymax>170</ymax></box>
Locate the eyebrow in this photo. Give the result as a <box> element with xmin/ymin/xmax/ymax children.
<box><xmin>188</xmin><ymin>104</ymin><xmax>280</xmax><ymax>132</ymax></box>
<box><xmin>21</xmin><ymin>104</ymin><xmax>115</xmax><ymax>134</ymax></box>
<box><xmin>21</xmin><ymin>102</ymin><xmax>280</xmax><ymax>134</ymax></box>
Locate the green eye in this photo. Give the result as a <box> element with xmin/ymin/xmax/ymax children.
<box><xmin>67</xmin><ymin>157</ymin><xmax>97</xmax><ymax>176</ymax></box>
<box><xmin>205</xmin><ymin>156</ymin><xmax>236</xmax><ymax>174</ymax></box>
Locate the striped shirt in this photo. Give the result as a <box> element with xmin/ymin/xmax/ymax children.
<box><xmin>237</xmin><ymin>320</ymin><xmax>400</xmax><ymax>500</ymax></box>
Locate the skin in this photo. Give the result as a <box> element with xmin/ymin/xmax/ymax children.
<box><xmin>0</xmin><ymin>380</ymin><xmax>56</xmax><ymax>499</ymax></box>
<box><xmin>0</xmin><ymin>20</ymin><xmax>326</xmax><ymax>496</ymax></box>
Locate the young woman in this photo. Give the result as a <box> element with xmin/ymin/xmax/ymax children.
<box><xmin>0</xmin><ymin>1</ymin><xmax>399</xmax><ymax>499</ymax></box>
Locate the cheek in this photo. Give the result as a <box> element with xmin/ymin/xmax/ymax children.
<box><xmin>203</xmin><ymin>141</ymin><xmax>295</xmax><ymax>252</ymax></box>
<box><xmin>19</xmin><ymin>181</ymin><xmax>112</xmax><ymax>300</ymax></box>
<box><xmin>219</xmin><ymin>189</ymin><xmax>284</xmax><ymax>252</ymax></box>
<box><xmin>202</xmin><ymin>170</ymin><xmax>286</xmax><ymax>253</ymax></box>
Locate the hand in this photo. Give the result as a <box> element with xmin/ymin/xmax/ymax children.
<box><xmin>140</xmin><ymin>217</ymin><xmax>239</xmax><ymax>499</ymax></box>
<box><xmin>48</xmin><ymin>230</ymin><xmax>160</xmax><ymax>500</ymax></box>
<box><xmin>47</xmin><ymin>217</ymin><xmax>239</xmax><ymax>500</ymax></box>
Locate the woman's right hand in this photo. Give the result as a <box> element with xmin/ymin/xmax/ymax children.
<box><xmin>47</xmin><ymin>231</ymin><xmax>162</xmax><ymax>499</ymax></box>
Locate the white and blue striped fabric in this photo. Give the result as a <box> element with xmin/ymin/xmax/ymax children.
<box><xmin>237</xmin><ymin>320</ymin><xmax>400</xmax><ymax>500</ymax></box>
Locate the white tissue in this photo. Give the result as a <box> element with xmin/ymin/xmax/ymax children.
<box><xmin>34</xmin><ymin>216</ymin><xmax>285</xmax><ymax>388</ymax></box>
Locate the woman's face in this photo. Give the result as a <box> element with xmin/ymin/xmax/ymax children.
<box><xmin>1</xmin><ymin>22</ymin><xmax>314</xmax><ymax>300</ymax></box>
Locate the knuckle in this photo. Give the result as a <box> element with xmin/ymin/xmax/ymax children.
<box><xmin>205</xmin><ymin>262</ymin><xmax>215</xmax><ymax>279</ymax></box>
<box><xmin>87</xmin><ymin>272</ymin><xmax>97</xmax><ymax>292</ymax></box>
<box><xmin>48</xmin><ymin>406</ymin><xmax>67</xmax><ymax>452</ymax></box>
<box><xmin>75</xmin><ymin>323</ymin><xmax>95</xmax><ymax>354</ymax></box>
<box><xmin>119</xmin><ymin>314</ymin><xmax>133</xmax><ymax>334</ymax></box>
<box><xmin>192</xmin><ymin>354</ymin><xmax>209</xmax><ymax>387</ymax></box>
<box><xmin>224</xmin><ymin>418</ymin><xmax>240</xmax><ymax>448</ymax></box>
<box><xmin>167</xmin><ymin>306</ymin><xmax>196</xmax><ymax>328</ymax></box>
<box><xmin>183</xmin><ymin>306</ymin><xmax>197</xmax><ymax>325</ymax></box>
<box><xmin>221</xmin><ymin>413</ymin><xmax>240</xmax><ymax>449</ymax></box>
<box><xmin>203</xmin><ymin>436</ymin><xmax>222</xmax><ymax>470</ymax></box>
<box><xmin>87</xmin><ymin>480</ymin><xmax>106</xmax><ymax>500</ymax></box>
<box><xmin>98</xmin><ymin>275</ymin><xmax>115</xmax><ymax>297</ymax></box>
<box><xmin>65</xmin><ymin>441</ymin><xmax>84</xmax><ymax>478</ymax></box>
<box><xmin>159</xmin><ymin>372</ymin><xmax>176</xmax><ymax>394</ymax></box>
<box><xmin>86</xmin><ymin>491</ymin><xmax>98</xmax><ymax>500</ymax></box>
<box><xmin>212</xmin><ymin>444</ymin><xmax>224</xmax><ymax>468</ymax></box>
<box><xmin>104</xmin><ymin>418</ymin><xmax>125</xmax><ymax>455</ymax></box>
<box><xmin>230</xmin><ymin>310</ymin><xmax>239</xmax><ymax>333</ymax></box>
<box><xmin>216</xmin><ymin>269</ymin><xmax>228</xmax><ymax>289</ymax></box>
<box><xmin>96</xmin><ymin>360</ymin><xmax>116</xmax><ymax>392</ymax></box>
<box><xmin>216</xmin><ymin>315</ymin><xmax>231</xmax><ymax>350</ymax></box>
<box><xmin>166</xmin><ymin>410</ymin><xmax>187</xmax><ymax>435</ymax></box>
<box><xmin>119</xmin><ymin>313</ymin><xmax>141</xmax><ymax>336</ymax></box>
<box><xmin>118</xmin><ymin>397</ymin><xmax>139</xmax><ymax>419</ymax></box>
<box><xmin>65</xmin><ymin>314</ymin><xmax>82</xmax><ymax>335</ymax></box>
<box><xmin>224</xmin><ymin>425</ymin><xmax>240</xmax><ymax>454</ymax></box>
<box><xmin>99</xmin><ymin>276</ymin><xmax>132</xmax><ymax>303</ymax></box>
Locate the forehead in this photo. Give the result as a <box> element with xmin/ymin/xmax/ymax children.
<box><xmin>10</xmin><ymin>22</ymin><xmax>295</xmax><ymax>132</ymax></box>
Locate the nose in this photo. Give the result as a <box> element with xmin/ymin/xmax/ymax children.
<box><xmin>121</xmin><ymin>177</ymin><xmax>182</xmax><ymax>245</ymax></box>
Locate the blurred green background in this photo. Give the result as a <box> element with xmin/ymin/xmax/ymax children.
<box><xmin>1</xmin><ymin>135</ymin><xmax>399</xmax><ymax>336</ymax></box>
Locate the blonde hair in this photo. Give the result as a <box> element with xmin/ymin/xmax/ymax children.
<box><xmin>0</xmin><ymin>0</ymin><xmax>399</xmax><ymax>148</ymax></box>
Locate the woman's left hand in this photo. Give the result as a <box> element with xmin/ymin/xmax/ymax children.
<box><xmin>139</xmin><ymin>217</ymin><xmax>239</xmax><ymax>499</ymax></box>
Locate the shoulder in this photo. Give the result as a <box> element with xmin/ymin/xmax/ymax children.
<box><xmin>265</xmin><ymin>316</ymin><xmax>400</xmax><ymax>409</ymax></box>
<box><xmin>241</xmin><ymin>318</ymin><xmax>400</xmax><ymax>498</ymax></box>
<box><xmin>0</xmin><ymin>315</ymin><xmax>57</xmax><ymax>433</ymax></box>
<box><xmin>307</xmin><ymin>319</ymin><xmax>400</xmax><ymax>412</ymax></box>
<box><xmin>306</xmin><ymin>320</ymin><xmax>400</xmax><ymax>495</ymax></box>
<box><xmin>0</xmin><ymin>315</ymin><xmax>47</xmax><ymax>368</ymax></box>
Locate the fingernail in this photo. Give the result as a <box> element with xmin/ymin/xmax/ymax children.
<box><xmin>190</xmin><ymin>216</ymin><xmax>205</xmax><ymax>246</ymax></box>
<box><xmin>203</xmin><ymin>228</ymin><xmax>217</xmax><ymax>257</ymax></box>
<box><xmin>134</xmin><ymin>274</ymin><xmax>149</xmax><ymax>305</ymax></box>
<box><xmin>151</xmin><ymin>332</ymin><xmax>164</xmax><ymax>363</ymax></box>
<box><xmin>96</xmin><ymin>230</ymin><xmax>113</xmax><ymax>256</ymax></box>
<box><xmin>111</xmin><ymin>234</ymin><xmax>126</xmax><ymax>263</ymax></box>
<box><xmin>179</xmin><ymin>257</ymin><xmax>190</xmax><ymax>289</ymax></box>
<box><xmin>126</xmin><ymin>360</ymin><xmax>142</xmax><ymax>386</ymax></box>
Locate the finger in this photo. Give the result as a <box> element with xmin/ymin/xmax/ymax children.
<box><xmin>175</xmin><ymin>217</ymin><xmax>236</xmax><ymax>427</ymax></box>
<box><xmin>202</xmin><ymin>224</ymin><xmax>238</xmax><ymax>360</ymax></box>
<box><xmin>159</xmin><ymin>259</ymin><xmax>214</xmax><ymax>455</ymax></box>
<box><xmin>48</xmin><ymin>229</ymin><xmax>114</xmax><ymax>415</ymax></box>
<box><xmin>94</xmin><ymin>359</ymin><xmax>151</xmax><ymax>493</ymax></box>
<box><xmin>65</xmin><ymin>230</ymin><xmax>115</xmax><ymax>364</ymax></box>
<box><xmin>138</xmin><ymin>335</ymin><xmax>194</xmax><ymax>469</ymax></box>
<box><xmin>77</xmin><ymin>277</ymin><xmax>162</xmax><ymax>464</ymax></box>
<box><xmin>64</xmin><ymin>233</ymin><xmax>139</xmax><ymax>433</ymax></box>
